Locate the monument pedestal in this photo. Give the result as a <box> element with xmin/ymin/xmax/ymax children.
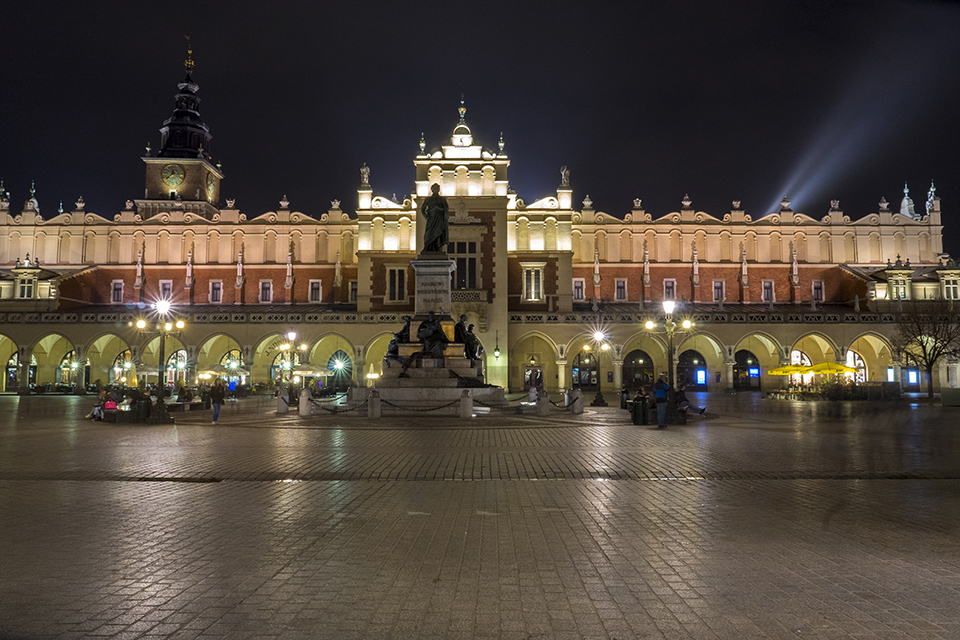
<box><xmin>353</xmin><ymin>254</ymin><xmax>508</xmax><ymax>415</ymax></box>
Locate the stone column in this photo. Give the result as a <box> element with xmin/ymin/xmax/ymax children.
<box><xmin>18</xmin><ymin>346</ymin><xmax>31</xmax><ymax>395</ymax></box>
<box><xmin>612</xmin><ymin>358</ymin><xmax>624</xmax><ymax>393</ymax></box>
<box><xmin>724</xmin><ymin>359</ymin><xmax>736</xmax><ymax>393</ymax></box>
<box><xmin>555</xmin><ymin>358</ymin><xmax>568</xmax><ymax>393</ymax></box>
<box><xmin>947</xmin><ymin>359</ymin><xmax>959</xmax><ymax>388</ymax></box>
<box><xmin>73</xmin><ymin>344</ymin><xmax>86</xmax><ymax>395</ymax></box>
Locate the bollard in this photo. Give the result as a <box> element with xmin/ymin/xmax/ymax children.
<box><xmin>536</xmin><ymin>390</ymin><xmax>550</xmax><ymax>416</ymax></box>
<box><xmin>276</xmin><ymin>389</ymin><xmax>289</xmax><ymax>414</ymax></box>
<box><xmin>299</xmin><ymin>389</ymin><xmax>312</xmax><ymax>415</ymax></box>
<box><xmin>572</xmin><ymin>388</ymin><xmax>584</xmax><ymax>414</ymax></box>
<box><xmin>368</xmin><ymin>389</ymin><xmax>382</xmax><ymax>418</ymax></box>
<box><xmin>459</xmin><ymin>389</ymin><xmax>472</xmax><ymax>418</ymax></box>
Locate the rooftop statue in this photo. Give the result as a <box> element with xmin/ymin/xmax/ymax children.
<box><xmin>420</xmin><ymin>183</ymin><xmax>449</xmax><ymax>253</ymax></box>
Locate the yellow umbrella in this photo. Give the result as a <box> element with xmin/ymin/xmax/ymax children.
<box><xmin>768</xmin><ymin>365</ymin><xmax>809</xmax><ymax>375</ymax></box>
<box><xmin>809</xmin><ymin>362</ymin><xmax>858</xmax><ymax>375</ymax></box>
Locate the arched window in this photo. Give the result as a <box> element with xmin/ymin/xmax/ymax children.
<box><xmin>113</xmin><ymin>349</ymin><xmax>132</xmax><ymax>383</ymax></box>
<box><xmin>845</xmin><ymin>350</ymin><xmax>866</xmax><ymax>383</ymax></box>
<box><xmin>327</xmin><ymin>349</ymin><xmax>353</xmax><ymax>392</ymax></box>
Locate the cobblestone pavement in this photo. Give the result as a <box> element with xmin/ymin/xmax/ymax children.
<box><xmin>1</xmin><ymin>393</ymin><xmax>959</xmax><ymax>639</ymax></box>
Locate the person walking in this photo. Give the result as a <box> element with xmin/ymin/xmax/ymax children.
<box><xmin>210</xmin><ymin>378</ymin><xmax>226</xmax><ymax>424</ymax></box>
<box><xmin>654</xmin><ymin>374</ymin><xmax>670</xmax><ymax>428</ymax></box>
<box><xmin>675</xmin><ymin>383</ymin><xmax>706</xmax><ymax>415</ymax></box>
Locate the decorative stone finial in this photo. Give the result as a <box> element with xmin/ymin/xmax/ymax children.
<box><xmin>280</xmin><ymin>195</ymin><xmax>289</xmax><ymax>209</ymax></box>
<box><xmin>780</xmin><ymin>196</ymin><xmax>791</xmax><ymax>210</ymax></box>
<box><xmin>498</xmin><ymin>132</ymin><xmax>504</xmax><ymax>154</ymax></box>
<box><xmin>75</xmin><ymin>197</ymin><xmax>85</xmax><ymax>211</ymax></box>
<box><xmin>681</xmin><ymin>194</ymin><xmax>692</xmax><ymax>207</ymax></box>
<box><xmin>331</xmin><ymin>199</ymin><xmax>341</xmax><ymax>210</ymax></box>
<box><xmin>125</xmin><ymin>200</ymin><xmax>134</xmax><ymax>210</ymax></box>
<box><xmin>582</xmin><ymin>195</ymin><xmax>593</xmax><ymax>209</ymax></box>
<box><xmin>145</xmin><ymin>142</ymin><xmax>151</xmax><ymax>156</ymax></box>
<box><xmin>360</xmin><ymin>163</ymin><xmax>370</xmax><ymax>186</ymax></box>
<box><xmin>560</xmin><ymin>166</ymin><xmax>570</xmax><ymax>187</ymax></box>
<box><xmin>458</xmin><ymin>95</ymin><xmax>466</xmax><ymax>123</ymax></box>
<box><xmin>830</xmin><ymin>199</ymin><xmax>840</xmax><ymax>210</ymax></box>
<box><xmin>226</xmin><ymin>198</ymin><xmax>236</xmax><ymax>208</ymax></box>
<box><xmin>419</xmin><ymin>132</ymin><xmax>425</xmax><ymax>154</ymax></box>
<box><xmin>732</xmin><ymin>200</ymin><xmax>741</xmax><ymax>209</ymax></box>
<box><xmin>879</xmin><ymin>197</ymin><xmax>889</xmax><ymax>211</ymax></box>
<box><xmin>633</xmin><ymin>198</ymin><xmax>642</xmax><ymax>209</ymax></box>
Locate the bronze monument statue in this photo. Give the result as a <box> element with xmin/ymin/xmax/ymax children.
<box><xmin>420</xmin><ymin>183</ymin><xmax>449</xmax><ymax>253</ymax></box>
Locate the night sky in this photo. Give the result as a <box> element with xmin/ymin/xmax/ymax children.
<box><xmin>2</xmin><ymin>1</ymin><xmax>959</xmax><ymax>257</ymax></box>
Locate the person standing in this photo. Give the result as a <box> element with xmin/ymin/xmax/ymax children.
<box><xmin>654</xmin><ymin>374</ymin><xmax>670</xmax><ymax>428</ymax></box>
<box><xmin>210</xmin><ymin>378</ymin><xmax>226</xmax><ymax>424</ymax></box>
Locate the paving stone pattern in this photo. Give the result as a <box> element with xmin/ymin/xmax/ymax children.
<box><xmin>1</xmin><ymin>394</ymin><xmax>959</xmax><ymax>639</ymax></box>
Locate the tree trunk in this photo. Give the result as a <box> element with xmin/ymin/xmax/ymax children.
<box><xmin>927</xmin><ymin>365</ymin><xmax>935</xmax><ymax>399</ymax></box>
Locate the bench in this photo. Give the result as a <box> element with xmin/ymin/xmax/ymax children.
<box><xmin>166</xmin><ymin>401</ymin><xmax>208</xmax><ymax>413</ymax></box>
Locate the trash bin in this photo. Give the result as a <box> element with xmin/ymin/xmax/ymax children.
<box><xmin>631</xmin><ymin>393</ymin><xmax>649</xmax><ymax>425</ymax></box>
<box><xmin>135</xmin><ymin>396</ymin><xmax>152</xmax><ymax>422</ymax></box>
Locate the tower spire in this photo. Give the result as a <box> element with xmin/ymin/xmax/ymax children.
<box><xmin>184</xmin><ymin>35</ymin><xmax>194</xmax><ymax>73</ymax></box>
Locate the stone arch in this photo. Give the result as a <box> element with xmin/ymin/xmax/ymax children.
<box><xmin>481</xmin><ymin>165</ymin><xmax>495</xmax><ymax>195</ymax></box>
<box><xmin>791</xmin><ymin>332</ymin><xmax>840</xmax><ymax>365</ymax></box>
<box><xmin>83</xmin><ymin>331</ymin><xmax>134</xmax><ymax>387</ymax></box>
<box><xmin>844</xmin><ymin>233</ymin><xmax>858</xmax><ymax>262</ymax></box>
<box><xmin>309</xmin><ymin>333</ymin><xmax>357</xmax><ymax>390</ymax></box>
<box><xmin>372</xmin><ymin>217</ymin><xmax>385</xmax><ymax>251</ymax></box>
<box><xmin>745</xmin><ymin>231</ymin><xmax>758</xmax><ymax>261</ymax></box>
<box><xmin>619</xmin><ymin>230</ymin><xmax>631</xmax><ymax>262</ymax></box>
<box><xmin>847</xmin><ymin>331</ymin><xmax>895</xmax><ymax>382</ymax></box>
<box><xmin>694</xmin><ymin>229</ymin><xmax>708</xmax><ymax>262</ymax></box>
<box><xmin>668</xmin><ymin>230</ymin><xmax>681</xmax><ymax>261</ymax></box>
<box><xmin>158</xmin><ymin>230</ymin><xmax>171</xmax><ymax>264</ymax></box>
<box><xmin>733</xmin><ymin>332</ymin><xmax>783</xmax><ymax>389</ymax></box>
<box><xmin>26</xmin><ymin>332</ymin><xmax>77</xmax><ymax>387</ymax></box>
<box><xmin>108</xmin><ymin>231</ymin><xmax>121</xmax><ymax>264</ymax></box>
<box><xmin>818</xmin><ymin>232</ymin><xmax>832</xmax><ymax>263</ymax></box>
<box><xmin>719</xmin><ymin>230</ymin><xmax>732</xmax><ymax>262</ymax></box>
<box><xmin>645</xmin><ymin>229</ymin><xmax>658</xmax><ymax>262</ymax></box>
<box><xmin>545</xmin><ymin>218</ymin><xmax>559</xmax><ymax>251</ymax></box>
<box><xmin>455</xmin><ymin>165</ymin><xmax>469</xmax><ymax>195</ymax></box>
<box><xmin>571</xmin><ymin>229</ymin><xmax>582</xmax><ymax>262</ymax></box>
<box><xmin>264</xmin><ymin>230</ymin><xmax>278</xmax><ymax>263</ymax></box>
<box><xmin>869</xmin><ymin>232</ymin><xmax>881</xmax><ymax>263</ymax></box>
<box><xmin>0</xmin><ymin>332</ymin><xmax>20</xmax><ymax>393</ymax></box>
<box><xmin>517</xmin><ymin>217</ymin><xmax>530</xmax><ymax>251</ymax></box>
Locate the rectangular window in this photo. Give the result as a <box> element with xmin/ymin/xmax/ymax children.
<box><xmin>615</xmin><ymin>279</ymin><xmax>627</xmax><ymax>301</ymax></box>
<box><xmin>259</xmin><ymin>281</ymin><xmax>273</xmax><ymax>303</ymax></box>
<box><xmin>209</xmin><ymin>281</ymin><xmax>222</xmax><ymax>303</ymax></box>
<box><xmin>663</xmin><ymin>279</ymin><xmax>676</xmax><ymax>301</ymax></box>
<box><xmin>812</xmin><ymin>281</ymin><xmax>824</xmax><ymax>302</ymax></box>
<box><xmin>762</xmin><ymin>280</ymin><xmax>774</xmax><ymax>302</ymax></box>
<box><xmin>713</xmin><ymin>281</ymin><xmax>725</xmax><ymax>302</ymax></box>
<box><xmin>573</xmin><ymin>278</ymin><xmax>585</xmax><ymax>301</ymax></box>
<box><xmin>18</xmin><ymin>278</ymin><xmax>36</xmax><ymax>299</ymax></box>
<box><xmin>449</xmin><ymin>241</ymin><xmax>478</xmax><ymax>289</ymax></box>
<box><xmin>159</xmin><ymin>280</ymin><xmax>173</xmax><ymax>300</ymax></box>
<box><xmin>349</xmin><ymin>281</ymin><xmax>358</xmax><ymax>303</ymax></box>
<box><xmin>111</xmin><ymin>280</ymin><xmax>124</xmax><ymax>303</ymax></box>
<box><xmin>945</xmin><ymin>278</ymin><xmax>959</xmax><ymax>300</ymax></box>
<box><xmin>521</xmin><ymin>264</ymin><xmax>545</xmax><ymax>302</ymax></box>
<box><xmin>309</xmin><ymin>280</ymin><xmax>322</xmax><ymax>302</ymax></box>
<box><xmin>388</xmin><ymin>267</ymin><xmax>406</xmax><ymax>302</ymax></box>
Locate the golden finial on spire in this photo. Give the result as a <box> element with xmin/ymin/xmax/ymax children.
<box><xmin>458</xmin><ymin>94</ymin><xmax>466</xmax><ymax>122</ymax></box>
<box><xmin>184</xmin><ymin>35</ymin><xmax>194</xmax><ymax>71</ymax></box>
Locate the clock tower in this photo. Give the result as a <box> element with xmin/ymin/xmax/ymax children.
<box><xmin>139</xmin><ymin>44</ymin><xmax>223</xmax><ymax>219</ymax></box>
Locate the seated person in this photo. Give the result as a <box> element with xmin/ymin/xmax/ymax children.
<box><xmin>675</xmin><ymin>383</ymin><xmax>706</xmax><ymax>415</ymax></box>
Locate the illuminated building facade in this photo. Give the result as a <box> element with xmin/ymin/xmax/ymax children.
<box><xmin>0</xmin><ymin>61</ymin><xmax>957</xmax><ymax>396</ymax></box>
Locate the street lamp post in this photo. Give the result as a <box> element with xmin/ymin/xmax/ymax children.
<box><xmin>588</xmin><ymin>330</ymin><xmax>610</xmax><ymax>407</ymax></box>
<box><xmin>644</xmin><ymin>300</ymin><xmax>692</xmax><ymax>425</ymax></box>
<box><xmin>137</xmin><ymin>300</ymin><xmax>183</xmax><ymax>424</ymax></box>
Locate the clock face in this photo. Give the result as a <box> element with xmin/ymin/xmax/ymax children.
<box><xmin>161</xmin><ymin>164</ymin><xmax>185</xmax><ymax>187</ymax></box>
<box><xmin>206</xmin><ymin>173</ymin><xmax>216</xmax><ymax>197</ymax></box>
